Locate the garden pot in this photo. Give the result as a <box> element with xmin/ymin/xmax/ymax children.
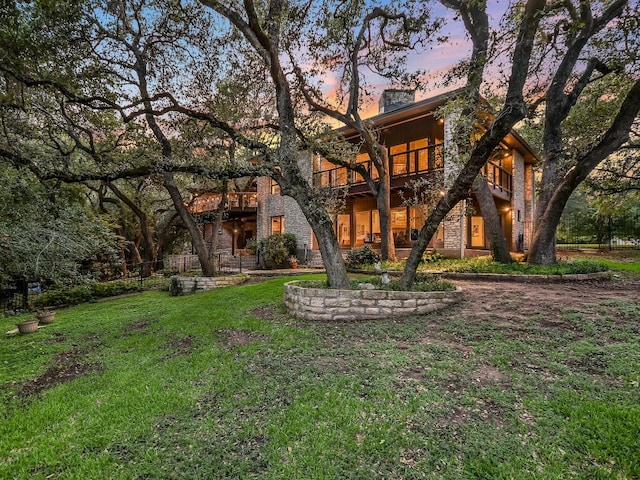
<box><xmin>35</xmin><ymin>310</ymin><xmax>55</xmax><ymax>324</ymax></box>
<box><xmin>16</xmin><ymin>319</ymin><xmax>39</xmax><ymax>334</ymax></box>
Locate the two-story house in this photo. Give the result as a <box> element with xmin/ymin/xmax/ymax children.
<box><xmin>255</xmin><ymin>89</ymin><xmax>538</xmax><ymax>261</ymax></box>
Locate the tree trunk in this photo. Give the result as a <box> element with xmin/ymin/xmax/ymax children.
<box><xmin>107</xmin><ymin>182</ymin><xmax>156</xmax><ymax>277</ymax></box>
<box><xmin>162</xmin><ymin>173</ymin><xmax>216</xmax><ymax>277</ymax></box>
<box><xmin>377</xmin><ymin>170</ymin><xmax>396</xmax><ymax>261</ymax></box>
<box><xmin>281</xmin><ymin>183</ymin><xmax>350</xmax><ymax>289</ymax></box>
<box><xmin>528</xmin><ymin>80</ymin><xmax>640</xmax><ymax>265</ymax></box>
<box><xmin>475</xmin><ymin>178</ymin><xmax>511</xmax><ymax>264</ymax></box>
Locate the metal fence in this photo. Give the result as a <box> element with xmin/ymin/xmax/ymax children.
<box><xmin>166</xmin><ymin>252</ymin><xmax>260</xmax><ymax>274</ymax></box>
<box><xmin>557</xmin><ymin>213</ymin><xmax>640</xmax><ymax>250</ymax></box>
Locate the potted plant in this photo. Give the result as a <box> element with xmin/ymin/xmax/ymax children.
<box><xmin>16</xmin><ymin>318</ymin><xmax>39</xmax><ymax>334</ymax></box>
<box><xmin>289</xmin><ymin>256</ymin><xmax>299</xmax><ymax>269</ymax></box>
<box><xmin>35</xmin><ymin>309</ymin><xmax>56</xmax><ymax>324</ymax></box>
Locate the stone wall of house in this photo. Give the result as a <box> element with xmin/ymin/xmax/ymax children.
<box><xmin>524</xmin><ymin>163</ymin><xmax>535</xmax><ymax>249</ymax></box>
<box><xmin>256</xmin><ymin>151</ymin><xmax>314</xmax><ymax>254</ymax></box>
<box><xmin>284</xmin><ymin>281</ymin><xmax>463</xmax><ymax>321</ymax></box>
<box><xmin>511</xmin><ymin>150</ymin><xmax>526</xmax><ymax>251</ymax></box>
<box><xmin>441</xmin><ymin>114</ymin><xmax>466</xmax><ymax>256</ymax></box>
<box><xmin>443</xmin><ymin>203</ymin><xmax>466</xmax><ymax>253</ymax></box>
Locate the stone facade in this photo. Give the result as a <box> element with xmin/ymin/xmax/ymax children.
<box><xmin>524</xmin><ymin>163</ymin><xmax>535</xmax><ymax>248</ymax></box>
<box><xmin>511</xmin><ymin>150</ymin><xmax>526</xmax><ymax>251</ymax></box>
<box><xmin>256</xmin><ymin>151</ymin><xmax>314</xmax><ymax>256</ymax></box>
<box><xmin>378</xmin><ymin>89</ymin><xmax>416</xmax><ymax>114</ymax></box>
<box><xmin>442</xmin><ymin>114</ymin><xmax>467</xmax><ymax>255</ymax></box>
<box><xmin>284</xmin><ymin>281</ymin><xmax>463</xmax><ymax>321</ymax></box>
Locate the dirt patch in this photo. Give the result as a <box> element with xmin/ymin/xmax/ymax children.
<box><xmin>451</xmin><ymin>276</ymin><xmax>640</xmax><ymax>332</ymax></box>
<box><xmin>18</xmin><ymin>347</ymin><xmax>102</xmax><ymax>397</ymax></box>
<box><xmin>315</xmin><ymin>355</ymin><xmax>351</xmax><ymax>373</ymax></box>
<box><xmin>417</xmin><ymin>336</ymin><xmax>473</xmax><ymax>354</ymax></box>
<box><xmin>248</xmin><ymin>304</ymin><xmax>278</xmax><ymax>320</ymax></box>
<box><xmin>436</xmin><ymin>397</ymin><xmax>508</xmax><ymax>428</ymax></box>
<box><xmin>166</xmin><ymin>334</ymin><xmax>195</xmax><ymax>358</ymax></box>
<box><xmin>218</xmin><ymin>329</ymin><xmax>264</xmax><ymax>347</ymax></box>
<box><xmin>470</xmin><ymin>364</ymin><xmax>509</xmax><ymax>385</ymax></box>
<box><xmin>128</xmin><ymin>320</ymin><xmax>151</xmax><ymax>331</ymax></box>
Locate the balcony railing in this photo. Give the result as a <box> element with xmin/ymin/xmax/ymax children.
<box><xmin>191</xmin><ymin>192</ymin><xmax>258</xmax><ymax>213</ymax></box>
<box><xmin>483</xmin><ymin>163</ymin><xmax>512</xmax><ymax>196</ymax></box>
<box><xmin>313</xmin><ymin>143</ymin><xmax>513</xmax><ymax>198</ymax></box>
<box><xmin>313</xmin><ymin>143</ymin><xmax>445</xmax><ymax>188</ymax></box>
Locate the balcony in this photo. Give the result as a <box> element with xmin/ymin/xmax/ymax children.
<box><xmin>313</xmin><ymin>143</ymin><xmax>445</xmax><ymax>191</ymax></box>
<box><xmin>191</xmin><ymin>192</ymin><xmax>258</xmax><ymax>214</ymax></box>
<box><xmin>312</xmin><ymin>143</ymin><xmax>513</xmax><ymax>201</ymax></box>
<box><xmin>483</xmin><ymin>163</ymin><xmax>512</xmax><ymax>199</ymax></box>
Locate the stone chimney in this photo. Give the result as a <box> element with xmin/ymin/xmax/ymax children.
<box><xmin>378</xmin><ymin>89</ymin><xmax>416</xmax><ymax>114</ymax></box>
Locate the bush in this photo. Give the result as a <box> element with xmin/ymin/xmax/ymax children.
<box><xmin>245</xmin><ymin>239</ymin><xmax>258</xmax><ymax>255</ymax></box>
<box><xmin>258</xmin><ymin>233</ymin><xmax>297</xmax><ymax>268</ymax></box>
<box><xmin>31</xmin><ymin>280</ymin><xmax>144</xmax><ymax>308</ymax></box>
<box><xmin>439</xmin><ymin>256</ymin><xmax>609</xmax><ymax>275</ymax></box>
<box><xmin>346</xmin><ymin>245</ymin><xmax>381</xmax><ymax>268</ymax></box>
<box><xmin>421</xmin><ymin>250</ymin><xmax>444</xmax><ymax>264</ymax></box>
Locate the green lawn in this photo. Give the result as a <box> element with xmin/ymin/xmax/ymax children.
<box><xmin>1</xmin><ymin>275</ymin><xmax>639</xmax><ymax>479</ymax></box>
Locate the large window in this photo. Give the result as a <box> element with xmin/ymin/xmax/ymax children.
<box><xmin>391</xmin><ymin>207</ymin><xmax>408</xmax><ymax>244</ymax></box>
<box><xmin>390</xmin><ymin>138</ymin><xmax>438</xmax><ymax>175</ymax></box>
<box><xmin>391</xmin><ymin>144</ymin><xmax>408</xmax><ymax>175</ymax></box>
<box><xmin>354</xmin><ymin>210</ymin><xmax>381</xmax><ymax>245</ymax></box>
<box><xmin>470</xmin><ymin>216</ymin><xmax>485</xmax><ymax>248</ymax></box>
<box><xmin>336</xmin><ymin>214</ymin><xmax>351</xmax><ymax>246</ymax></box>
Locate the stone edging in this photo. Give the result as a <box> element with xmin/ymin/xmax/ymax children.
<box><xmin>440</xmin><ymin>271</ymin><xmax>612</xmax><ymax>282</ymax></box>
<box><xmin>170</xmin><ymin>275</ymin><xmax>248</xmax><ymax>294</ymax></box>
<box><xmin>283</xmin><ymin>280</ymin><xmax>463</xmax><ymax>321</ymax></box>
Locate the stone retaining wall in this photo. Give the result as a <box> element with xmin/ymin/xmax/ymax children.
<box><xmin>170</xmin><ymin>275</ymin><xmax>247</xmax><ymax>295</ymax></box>
<box><xmin>284</xmin><ymin>281</ymin><xmax>463</xmax><ymax>321</ymax></box>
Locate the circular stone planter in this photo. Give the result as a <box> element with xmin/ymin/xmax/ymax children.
<box><xmin>16</xmin><ymin>319</ymin><xmax>39</xmax><ymax>334</ymax></box>
<box><xmin>35</xmin><ymin>310</ymin><xmax>56</xmax><ymax>324</ymax></box>
<box><xmin>284</xmin><ymin>281</ymin><xmax>463</xmax><ymax>321</ymax></box>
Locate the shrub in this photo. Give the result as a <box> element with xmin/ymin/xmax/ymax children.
<box><xmin>258</xmin><ymin>233</ymin><xmax>297</xmax><ymax>268</ymax></box>
<box><xmin>421</xmin><ymin>250</ymin><xmax>444</xmax><ymax>264</ymax></box>
<box><xmin>31</xmin><ymin>280</ymin><xmax>145</xmax><ymax>308</ymax></box>
<box><xmin>346</xmin><ymin>245</ymin><xmax>381</xmax><ymax>268</ymax></box>
<box><xmin>439</xmin><ymin>256</ymin><xmax>609</xmax><ymax>275</ymax></box>
<box><xmin>245</xmin><ymin>239</ymin><xmax>258</xmax><ymax>255</ymax></box>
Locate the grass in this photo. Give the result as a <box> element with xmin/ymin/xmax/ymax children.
<box><xmin>1</xmin><ymin>274</ymin><xmax>639</xmax><ymax>479</ymax></box>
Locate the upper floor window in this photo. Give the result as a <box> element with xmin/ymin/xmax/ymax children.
<box><xmin>390</xmin><ymin>138</ymin><xmax>442</xmax><ymax>176</ymax></box>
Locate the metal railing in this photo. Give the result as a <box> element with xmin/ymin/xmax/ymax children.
<box><xmin>483</xmin><ymin>162</ymin><xmax>512</xmax><ymax>195</ymax></box>
<box><xmin>313</xmin><ymin>144</ymin><xmax>514</xmax><ymax>197</ymax></box>
<box><xmin>314</xmin><ymin>144</ymin><xmax>446</xmax><ymax>188</ymax></box>
<box><xmin>191</xmin><ymin>192</ymin><xmax>258</xmax><ymax>213</ymax></box>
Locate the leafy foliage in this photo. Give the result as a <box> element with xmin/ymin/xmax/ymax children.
<box><xmin>346</xmin><ymin>245</ymin><xmax>381</xmax><ymax>268</ymax></box>
<box><xmin>257</xmin><ymin>233</ymin><xmax>297</xmax><ymax>268</ymax></box>
<box><xmin>439</xmin><ymin>256</ymin><xmax>609</xmax><ymax>275</ymax></box>
<box><xmin>30</xmin><ymin>279</ymin><xmax>150</xmax><ymax>308</ymax></box>
<box><xmin>0</xmin><ymin>165</ymin><xmax>119</xmax><ymax>285</ymax></box>
<box><xmin>421</xmin><ymin>250</ymin><xmax>444</xmax><ymax>264</ymax></box>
